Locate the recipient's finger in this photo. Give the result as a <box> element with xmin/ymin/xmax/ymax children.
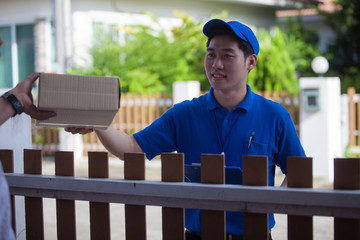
<box><xmin>27</xmin><ymin>105</ymin><xmax>56</xmax><ymax>120</ymax></box>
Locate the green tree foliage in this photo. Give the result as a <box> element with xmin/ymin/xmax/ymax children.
<box><xmin>72</xmin><ymin>11</ymin><xmax>208</xmax><ymax>93</ymax></box>
<box><xmin>281</xmin><ymin>17</ymin><xmax>322</xmax><ymax>77</ymax></box>
<box><xmin>317</xmin><ymin>0</ymin><xmax>360</xmax><ymax>92</ymax></box>
<box><xmin>248</xmin><ymin>27</ymin><xmax>299</xmax><ymax>93</ymax></box>
<box><xmin>71</xmin><ymin>11</ymin><xmax>302</xmax><ymax>94</ymax></box>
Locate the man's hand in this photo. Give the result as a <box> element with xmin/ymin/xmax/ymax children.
<box><xmin>11</xmin><ymin>72</ymin><xmax>56</xmax><ymax>120</ymax></box>
<box><xmin>65</xmin><ymin>127</ymin><xmax>94</xmax><ymax>135</ymax></box>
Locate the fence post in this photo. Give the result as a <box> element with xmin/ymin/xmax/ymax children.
<box><xmin>55</xmin><ymin>151</ymin><xmax>76</xmax><ymax>240</ymax></box>
<box><xmin>134</xmin><ymin>93</ymin><xmax>139</xmax><ymax>132</ymax></box>
<box><xmin>124</xmin><ymin>152</ymin><xmax>146</xmax><ymax>240</ymax></box>
<box><xmin>334</xmin><ymin>158</ymin><xmax>360</xmax><ymax>239</ymax></box>
<box><xmin>88</xmin><ymin>152</ymin><xmax>110</xmax><ymax>240</ymax></box>
<box><xmin>0</xmin><ymin>150</ymin><xmax>16</xmax><ymax>233</ymax></box>
<box><xmin>201</xmin><ymin>154</ymin><xmax>225</xmax><ymax>240</ymax></box>
<box><xmin>243</xmin><ymin>155</ymin><xmax>268</xmax><ymax>240</ymax></box>
<box><xmin>161</xmin><ymin>153</ymin><xmax>185</xmax><ymax>240</ymax></box>
<box><xmin>24</xmin><ymin>149</ymin><xmax>44</xmax><ymax>240</ymax></box>
<box><xmin>125</xmin><ymin>93</ymin><xmax>131</xmax><ymax>134</ymax></box>
<box><xmin>119</xmin><ymin>95</ymin><xmax>124</xmax><ymax>132</ymax></box>
<box><xmin>348</xmin><ymin>87</ymin><xmax>356</xmax><ymax>148</ymax></box>
<box><xmin>140</xmin><ymin>94</ymin><xmax>146</xmax><ymax>129</ymax></box>
<box><xmin>287</xmin><ymin>156</ymin><xmax>313</xmax><ymax>240</ymax></box>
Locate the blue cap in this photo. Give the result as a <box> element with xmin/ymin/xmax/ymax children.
<box><xmin>203</xmin><ymin>19</ymin><xmax>260</xmax><ymax>56</ymax></box>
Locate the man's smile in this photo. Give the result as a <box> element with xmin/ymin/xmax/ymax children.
<box><xmin>211</xmin><ymin>73</ymin><xmax>227</xmax><ymax>79</ymax></box>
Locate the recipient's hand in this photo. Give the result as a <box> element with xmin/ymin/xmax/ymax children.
<box><xmin>65</xmin><ymin>127</ymin><xmax>94</xmax><ymax>135</ymax></box>
<box><xmin>11</xmin><ymin>72</ymin><xmax>56</xmax><ymax>120</ymax></box>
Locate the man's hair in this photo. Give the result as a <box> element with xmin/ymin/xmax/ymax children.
<box><xmin>206</xmin><ymin>28</ymin><xmax>255</xmax><ymax>58</ymax></box>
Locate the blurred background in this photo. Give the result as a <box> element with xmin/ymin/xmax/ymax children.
<box><xmin>2</xmin><ymin>0</ymin><xmax>359</xmax><ymax>176</ymax></box>
<box><xmin>1</xmin><ymin>1</ymin><xmax>359</xmax><ymax>239</ymax></box>
<box><xmin>1</xmin><ymin>0</ymin><xmax>357</xmax><ymax>94</ymax></box>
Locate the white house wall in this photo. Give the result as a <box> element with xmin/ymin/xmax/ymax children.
<box><xmin>71</xmin><ymin>0</ymin><xmax>277</xmax><ymax>26</ymax></box>
<box><xmin>0</xmin><ymin>0</ymin><xmax>52</xmax><ymax>25</ymax></box>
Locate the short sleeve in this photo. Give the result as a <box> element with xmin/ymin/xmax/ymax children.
<box><xmin>133</xmin><ymin>108</ymin><xmax>177</xmax><ymax>160</ymax></box>
<box><xmin>275</xmin><ymin>112</ymin><xmax>306</xmax><ymax>174</ymax></box>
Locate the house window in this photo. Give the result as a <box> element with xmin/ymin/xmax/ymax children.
<box><xmin>93</xmin><ymin>22</ymin><xmax>121</xmax><ymax>44</ymax></box>
<box><xmin>16</xmin><ymin>24</ymin><xmax>35</xmax><ymax>83</ymax></box>
<box><xmin>0</xmin><ymin>26</ymin><xmax>12</xmax><ymax>88</ymax></box>
<box><xmin>0</xmin><ymin>24</ymin><xmax>35</xmax><ymax>89</ymax></box>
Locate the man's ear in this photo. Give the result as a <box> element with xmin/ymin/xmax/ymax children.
<box><xmin>247</xmin><ymin>54</ymin><xmax>258</xmax><ymax>71</ymax></box>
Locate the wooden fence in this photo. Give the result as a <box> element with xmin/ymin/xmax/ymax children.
<box><xmin>1</xmin><ymin>149</ymin><xmax>360</xmax><ymax>239</ymax></box>
<box><xmin>348</xmin><ymin>87</ymin><xmax>360</xmax><ymax>155</ymax></box>
<box><xmin>31</xmin><ymin>90</ymin><xmax>299</xmax><ymax>156</ymax></box>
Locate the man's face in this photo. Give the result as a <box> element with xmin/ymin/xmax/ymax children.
<box><xmin>204</xmin><ymin>34</ymin><xmax>255</xmax><ymax>93</ymax></box>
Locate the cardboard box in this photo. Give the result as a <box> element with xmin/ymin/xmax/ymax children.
<box><xmin>36</xmin><ymin>73</ymin><xmax>120</xmax><ymax>129</ymax></box>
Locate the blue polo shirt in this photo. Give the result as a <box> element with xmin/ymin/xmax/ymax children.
<box><xmin>133</xmin><ymin>85</ymin><xmax>305</xmax><ymax>235</ymax></box>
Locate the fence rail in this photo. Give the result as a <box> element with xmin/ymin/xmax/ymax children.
<box><xmin>6</xmin><ymin>174</ymin><xmax>360</xmax><ymax>218</ymax></box>
<box><xmin>31</xmin><ymin>90</ymin><xmax>299</xmax><ymax>156</ymax></box>
<box><xmin>1</xmin><ymin>149</ymin><xmax>360</xmax><ymax>239</ymax></box>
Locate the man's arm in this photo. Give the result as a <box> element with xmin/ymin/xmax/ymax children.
<box><xmin>65</xmin><ymin>127</ymin><xmax>143</xmax><ymax>159</ymax></box>
<box><xmin>96</xmin><ymin>127</ymin><xmax>143</xmax><ymax>159</ymax></box>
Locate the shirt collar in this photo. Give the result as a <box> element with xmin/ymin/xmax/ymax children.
<box><xmin>206</xmin><ymin>88</ymin><xmax>220</xmax><ymax>110</ymax></box>
<box><xmin>206</xmin><ymin>84</ymin><xmax>254</xmax><ymax>112</ymax></box>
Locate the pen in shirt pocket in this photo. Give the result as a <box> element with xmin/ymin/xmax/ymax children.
<box><xmin>248</xmin><ymin>131</ymin><xmax>255</xmax><ymax>149</ymax></box>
